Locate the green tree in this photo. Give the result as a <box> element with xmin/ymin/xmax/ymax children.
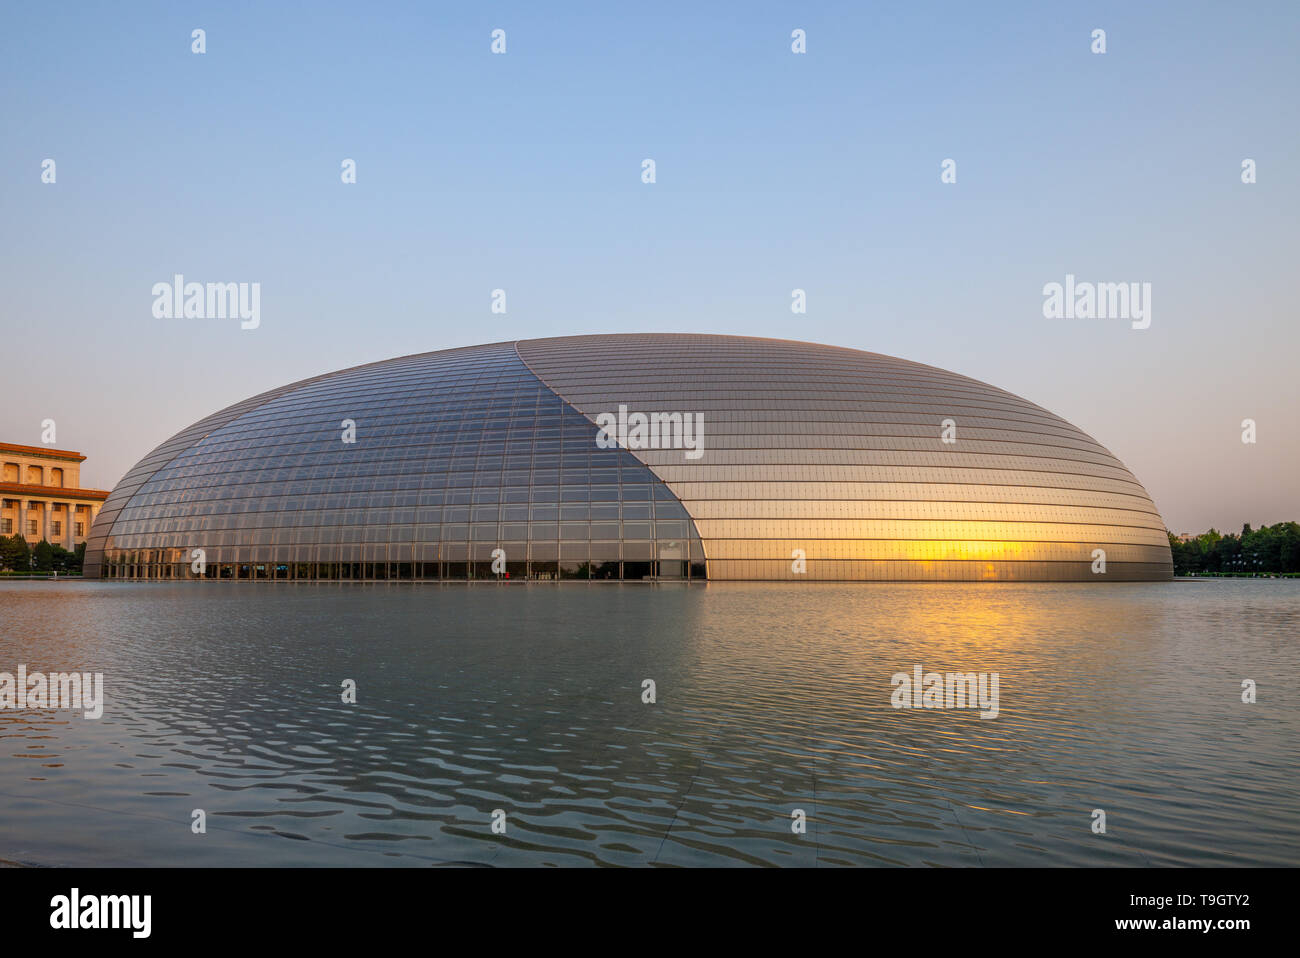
<box><xmin>1167</xmin><ymin>531</ymin><xmax>1187</xmax><ymax>575</ymax></box>
<box><xmin>47</xmin><ymin>543</ymin><xmax>73</xmax><ymax>573</ymax></box>
<box><xmin>1173</xmin><ymin>521</ymin><xmax>1300</xmax><ymax>575</ymax></box>
<box><xmin>32</xmin><ymin>539</ymin><xmax>54</xmax><ymax>572</ymax></box>
<box><xmin>0</xmin><ymin>535</ymin><xmax>31</xmax><ymax>571</ymax></box>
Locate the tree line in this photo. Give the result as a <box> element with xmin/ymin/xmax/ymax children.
<box><xmin>0</xmin><ymin>535</ymin><xmax>86</xmax><ymax>574</ymax></box>
<box><xmin>1167</xmin><ymin>522</ymin><xmax>1300</xmax><ymax>575</ymax></box>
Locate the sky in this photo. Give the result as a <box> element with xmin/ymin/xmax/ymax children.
<box><xmin>1</xmin><ymin>0</ymin><xmax>1296</xmax><ymax>534</ymax></box>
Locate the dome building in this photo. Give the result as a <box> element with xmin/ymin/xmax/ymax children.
<box><xmin>84</xmin><ymin>334</ymin><xmax>1172</xmax><ymax>581</ymax></box>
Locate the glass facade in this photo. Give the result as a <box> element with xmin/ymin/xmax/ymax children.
<box><xmin>86</xmin><ymin>334</ymin><xmax>1172</xmax><ymax>582</ymax></box>
<box><xmin>84</xmin><ymin>342</ymin><xmax>705</xmax><ymax>581</ymax></box>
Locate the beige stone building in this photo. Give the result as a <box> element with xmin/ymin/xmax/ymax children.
<box><xmin>1</xmin><ymin>442</ymin><xmax>109</xmax><ymax>551</ymax></box>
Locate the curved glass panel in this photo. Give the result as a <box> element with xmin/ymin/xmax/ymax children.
<box><xmin>85</xmin><ymin>342</ymin><xmax>705</xmax><ymax>581</ymax></box>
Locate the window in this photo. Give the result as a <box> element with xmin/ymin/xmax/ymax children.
<box><xmin>27</xmin><ymin>520</ymin><xmax>38</xmax><ymax>535</ymax></box>
<box><xmin>76</xmin><ymin>522</ymin><xmax>85</xmax><ymax>537</ymax></box>
<box><xmin>0</xmin><ymin>519</ymin><xmax>11</xmax><ymax>534</ymax></box>
<box><xmin>52</xmin><ymin>521</ymin><xmax>62</xmax><ymax>537</ymax></box>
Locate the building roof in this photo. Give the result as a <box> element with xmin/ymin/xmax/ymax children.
<box><xmin>0</xmin><ymin>442</ymin><xmax>87</xmax><ymax>463</ymax></box>
<box><xmin>0</xmin><ymin>482</ymin><xmax>110</xmax><ymax>501</ymax></box>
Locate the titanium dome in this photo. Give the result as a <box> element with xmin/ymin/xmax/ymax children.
<box><xmin>84</xmin><ymin>334</ymin><xmax>1173</xmax><ymax>581</ymax></box>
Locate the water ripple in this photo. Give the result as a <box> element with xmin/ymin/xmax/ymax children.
<box><xmin>0</xmin><ymin>579</ymin><xmax>1296</xmax><ymax>866</ymax></box>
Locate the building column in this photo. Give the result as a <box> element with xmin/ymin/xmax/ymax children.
<box><xmin>18</xmin><ymin>500</ymin><xmax>29</xmax><ymax>543</ymax></box>
<box><xmin>39</xmin><ymin>501</ymin><xmax>50</xmax><ymax>543</ymax></box>
<box><xmin>65</xmin><ymin>502</ymin><xmax>75</xmax><ymax>550</ymax></box>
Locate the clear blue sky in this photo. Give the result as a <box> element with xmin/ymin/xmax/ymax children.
<box><xmin>2</xmin><ymin>1</ymin><xmax>1296</xmax><ymax>533</ymax></box>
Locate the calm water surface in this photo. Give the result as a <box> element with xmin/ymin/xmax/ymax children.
<box><xmin>0</xmin><ymin>580</ymin><xmax>1296</xmax><ymax>867</ymax></box>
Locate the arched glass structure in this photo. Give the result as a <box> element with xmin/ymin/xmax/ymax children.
<box><xmin>85</xmin><ymin>342</ymin><xmax>704</xmax><ymax>581</ymax></box>
<box><xmin>85</xmin><ymin>335</ymin><xmax>1172</xmax><ymax>581</ymax></box>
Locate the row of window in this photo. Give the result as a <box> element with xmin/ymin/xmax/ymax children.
<box><xmin>2</xmin><ymin>464</ymin><xmax>67</xmax><ymax>486</ymax></box>
<box><xmin>107</xmin><ymin>519</ymin><xmax>693</xmax><ymax>539</ymax></box>
<box><xmin>122</xmin><ymin>480</ymin><xmax>677</xmax><ymax>509</ymax></box>
<box><xmin>115</xmin><ymin>499</ymin><xmax>685</xmax><ymax>526</ymax></box>
<box><xmin>183</xmin><ymin>380</ymin><xmax>1063</xmax><ymax>421</ymax></box>
<box><xmin>0</xmin><ymin>518</ymin><xmax>84</xmax><ymax>537</ymax></box>
<box><xmin>98</xmin><ymin>523</ymin><xmax>1167</xmax><ymax>552</ymax></box>
<box><xmin>133</xmin><ymin>451</ymin><xmax>1139</xmax><ymax>486</ymax></box>
<box><xmin>99</xmin><ymin>559</ymin><xmax>708</xmax><ymax>581</ymax></box>
<box><xmin>116</xmin><ymin>474</ymin><xmax>1154</xmax><ymax>512</ymax></box>
<box><xmin>101</xmin><ymin>539</ymin><xmax>704</xmax><ymax>562</ymax></box>
<box><xmin>114</xmin><ymin>486</ymin><xmax>1163</xmax><ymax>515</ymax></box>
<box><xmin>124</xmin><ymin>405</ymin><xmax>1107</xmax><ymax>442</ymax></box>
<box><xmin>148</xmin><ymin>462</ymin><xmax>658</xmax><ymax>483</ymax></box>
<box><xmin>149</xmin><ymin>423</ymin><xmax>1111</xmax><ymax>467</ymax></box>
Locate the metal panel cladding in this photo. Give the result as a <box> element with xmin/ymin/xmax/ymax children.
<box><xmin>86</xmin><ymin>334</ymin><xmax>1172</xmax><ymax>581</ymax></box>
<box><xmin>516</xmin><ymin>334</ymin><xmax>1172</xmax><ymax>581</ymax></box>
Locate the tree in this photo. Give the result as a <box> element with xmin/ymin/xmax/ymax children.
<box><xmin>1167</xmin><ymin>531</ymin><xmax>1187</xmax><ymax>575</ymax></box>
<box><xmin>1171</xmin><ymin>521</ymin><xmax>1300</xmax><ymax>575</ymax></box>
<box><xmin>32</xmin><ymin>539</ymin><xmax>54</xmax><ymax>572</ymax></box>
<box><xmin>0</xmin><ymin>535</ymin><xmax>31</xmax><ymax>571</ymax></box>
<box><xmin>47</xmin><ymin>543</ymin><xmax>73</xmax><ymax>573</ymax></box>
